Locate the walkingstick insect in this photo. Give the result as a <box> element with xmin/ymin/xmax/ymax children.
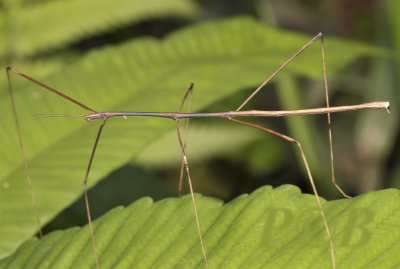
<box><xmin>5</xmin><ymin>32</ymin><xmax>390</xmax><ymax>269</ymax></box>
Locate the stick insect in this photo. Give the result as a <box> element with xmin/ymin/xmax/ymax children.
<box><xmin>6</xmin><ymin>33</ymin><xmax>390</xmax><ymax>269</ymax></box>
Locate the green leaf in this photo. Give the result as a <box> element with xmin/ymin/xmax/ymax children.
<box><xmin>0</xmin><ymin>16</ymin><xmax>384</xmax><ymax>258</ymax></box>
<box><xmin>1</xmin><ymin>0</ymin><xmax>200</xmax><ymax>59</ymax></box>
<box><xmin>276</xmin><ymin>74</ymin><xmax>334</xmax><ymax>195</ymax></box>
<box><xmin>134</xmin><ymin>123</ymin><xmax>265</xmax><ymax>168</ymax></box>
<box><xmin>1</xmin><ymin>185</ymin><xmax>400</xmax><ymax>268</ymax></box>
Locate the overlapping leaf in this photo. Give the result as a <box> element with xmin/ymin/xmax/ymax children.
<box><xmin>0</xmin><ymin>0</ymin><xmax>200</xmax><ymax>59</ymax></box>
<box><xmin>1</xmin><ymin>185</ymin><xmax>400</xmax><ymax>268</ymax></box>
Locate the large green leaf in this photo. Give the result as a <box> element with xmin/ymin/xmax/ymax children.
<box><xmin>0</xmin><ymin>17</ymin><xmax>383</xmax><ymax>258</ymax></box>
<box><xmin>0</xmin><ymin>0</ymin><xmax>200</xmax><ymax>59</ymax></box>
<box><xmin>134</xmin><ymin>123</ymin><xmax>265</xmax><ymax>168</ymax></box>
<box><xmin>1</xmin><ymin>185</ymin><xmax>399</xmax><ymax>268</ymax></box>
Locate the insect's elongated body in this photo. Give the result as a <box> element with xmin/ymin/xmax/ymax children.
<box><xmin>6</xmin><ymin>32</ymin><xmax>390</xmax><ymax>269</ymax></box>
<box><xmin>80</xmin><ymin>102</ymin><xmax>389</xmax><ymax>121</ymax></box>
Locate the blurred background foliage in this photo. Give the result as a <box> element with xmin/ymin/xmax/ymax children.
<box><xmin>0</xmin><ymin>0</ymin><xmax>399</xmax><ymax>255</ymax></box>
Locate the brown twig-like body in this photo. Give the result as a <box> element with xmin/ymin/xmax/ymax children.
<box><xmin>81</xmin><ymin>101</ymin><xmax>389</xmax><ymax>122</ymax></box>
<box><xmin>6</xmin><ymin>31</ymin><xmax>391</xmax><ymax>269</ymax></box>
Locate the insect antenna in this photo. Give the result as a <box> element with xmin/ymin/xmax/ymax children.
<box><xmin>32</xmin><ymin>113</ymin><xmax>87</xmax><ymax>119</ymax></box>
